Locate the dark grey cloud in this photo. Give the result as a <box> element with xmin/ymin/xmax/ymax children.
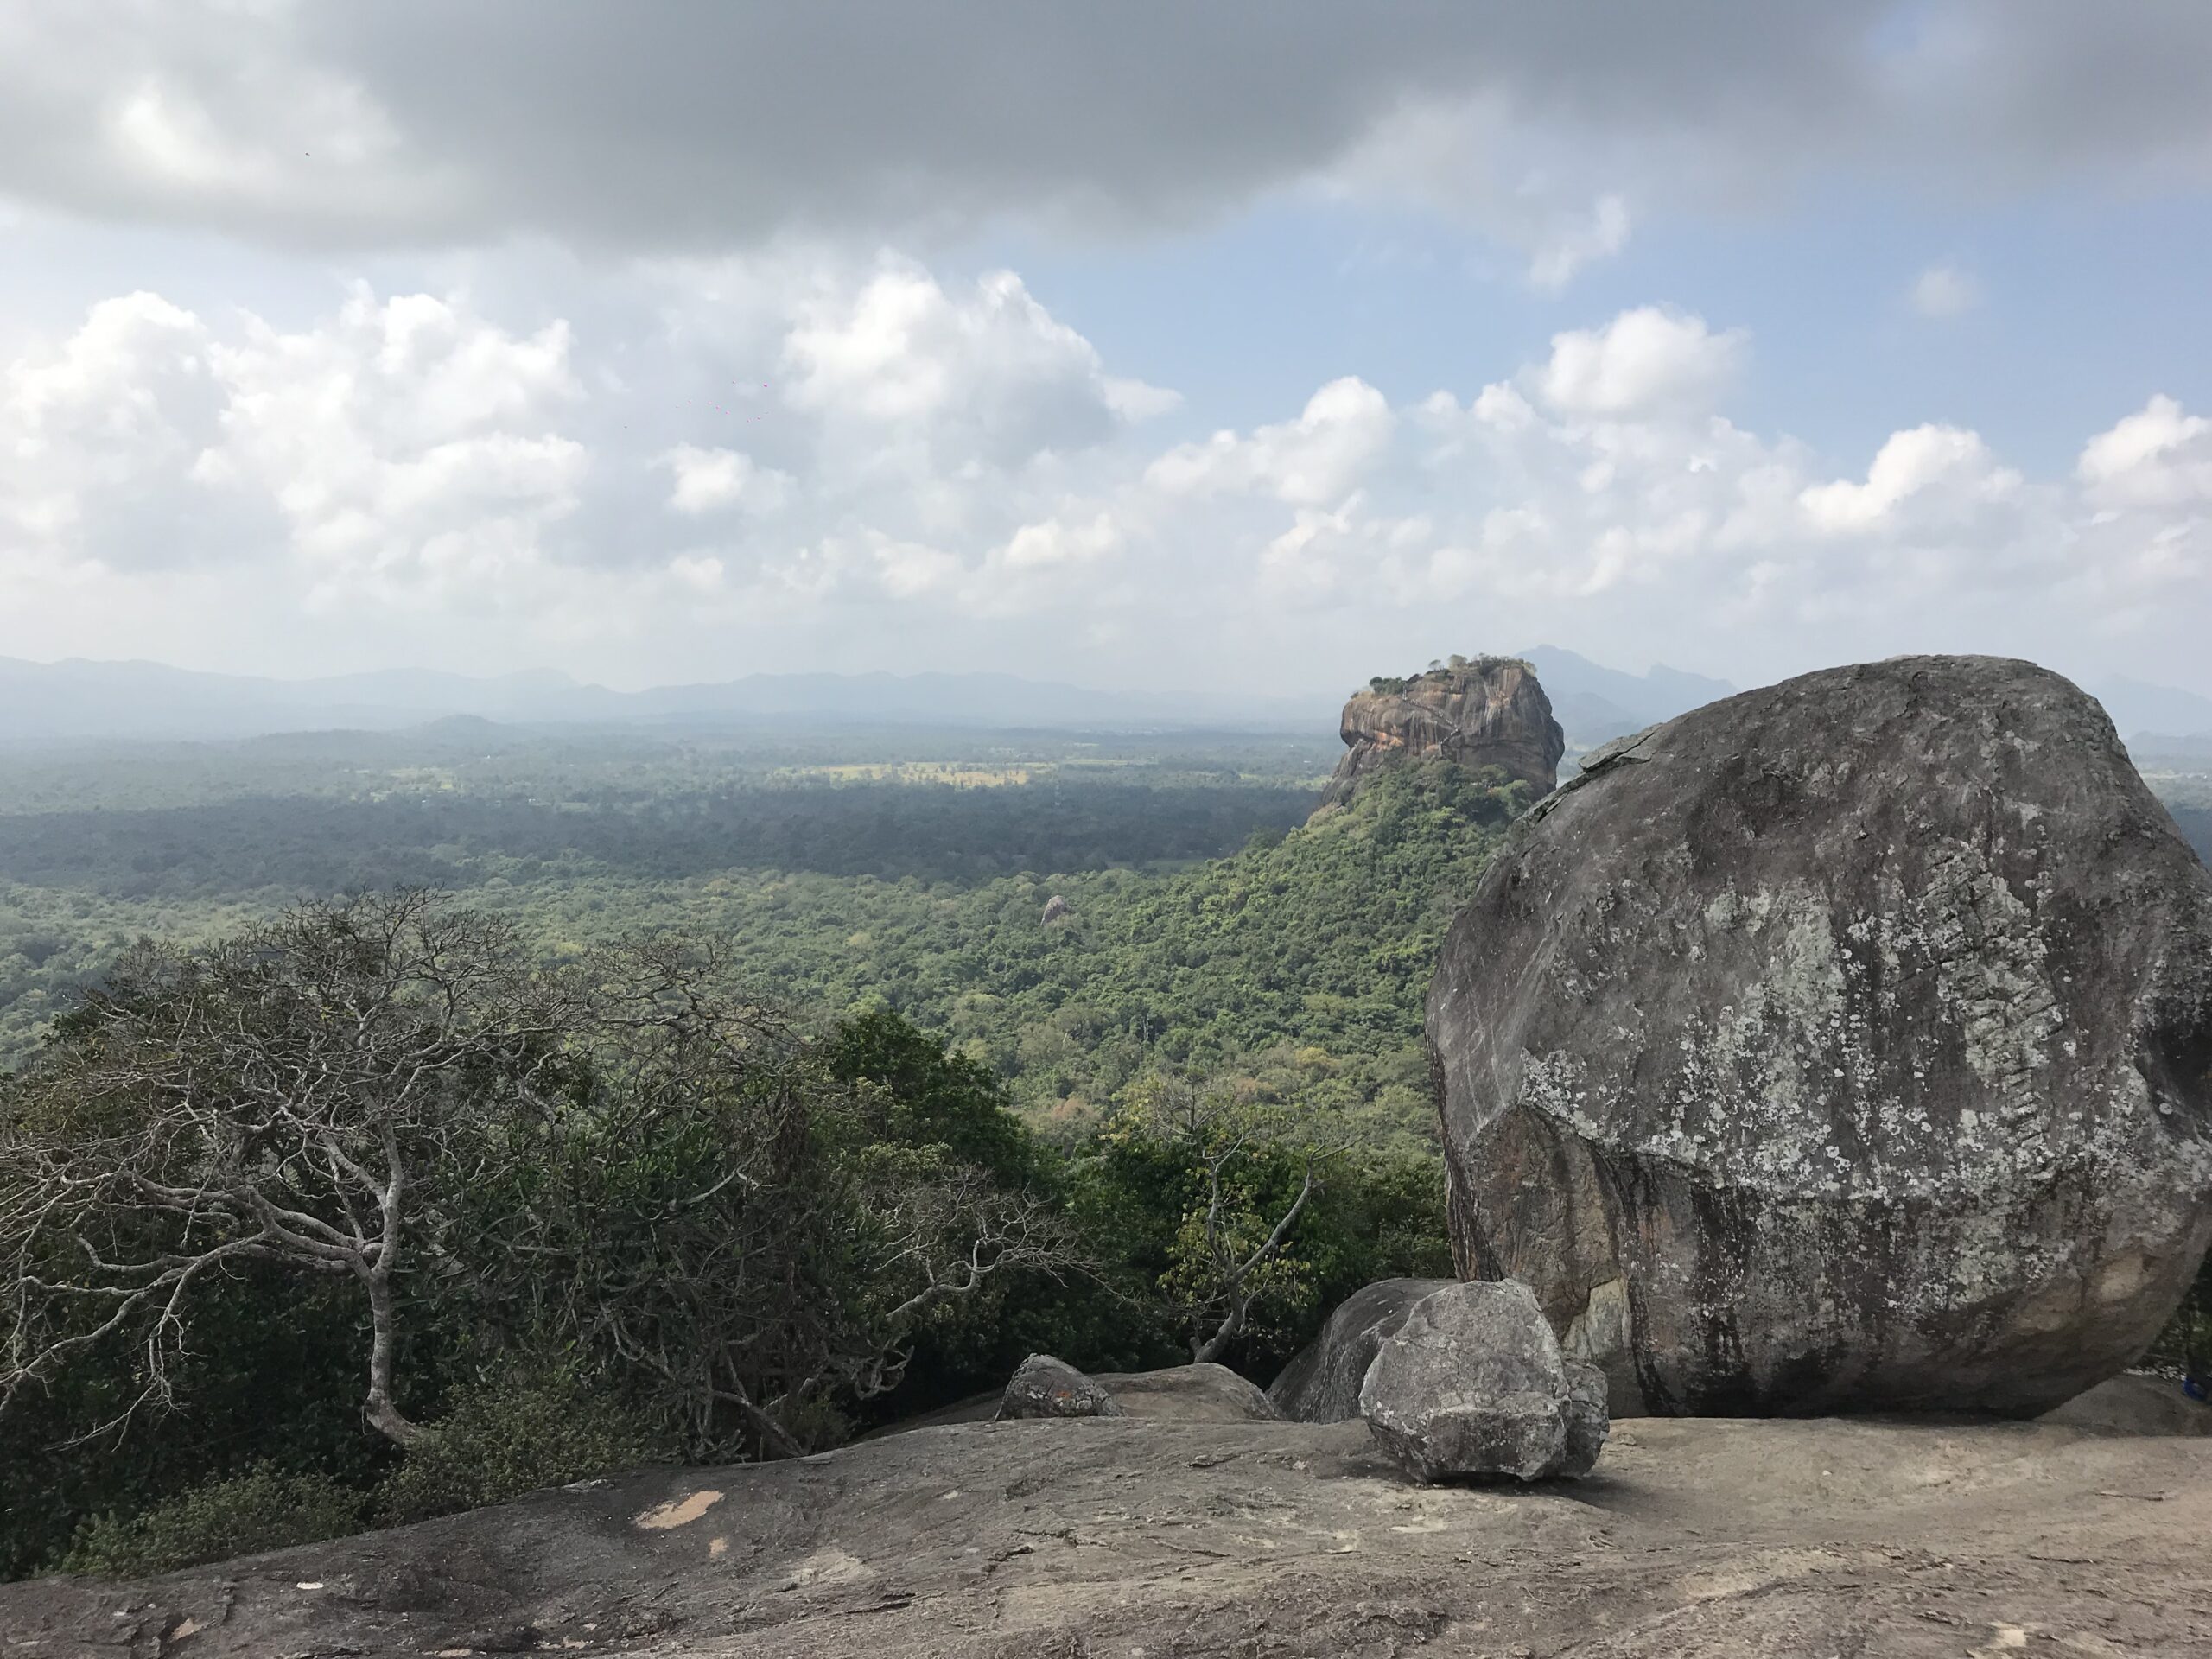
<box><xmin>4</xmin><ymin>3</ymin><xmax>2207</xmax><ymax>253</ymax></box>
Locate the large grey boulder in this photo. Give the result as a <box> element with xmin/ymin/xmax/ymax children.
<box><xmin>1268</xmin><ymin>1277</ymin><xmax>1456</xmax><ymax>1422</ymax></box>
<box><xmin>1429</xmin><ymin>656</ymin><xmax>2212</xmax><ymax>1418</ymax></box>
<box><xmin>997</xmin><ymin>1354</ymin><xmax>1122</xmax><ymax>1421</ymax></box>
<box><xmin>1358</xmin><ymin>1281</ymin><xmax>1608</xmax><ymax>1481</ymax></box>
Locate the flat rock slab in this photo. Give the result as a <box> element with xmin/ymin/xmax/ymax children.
<box><xmin>8</xmin><ymin>1414</ymin><xmax>2212</xmax><ymax>1657</ymax></box>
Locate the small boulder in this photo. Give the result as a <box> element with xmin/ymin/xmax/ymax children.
<box><xmin>1268</xmin><ymin>1277</ymin><xmax>1456</xmax><ymax>1423</ymax></box>
<box><xmin>1095</xmin><ymin>1363</ymin><xmax>1282</xmax><ymax>1422</ymax></box>
<box><xmin>997</xmin><ymin>1354</ymin><xmax>1122</xmax><ymax>1421</ymax></box>
<box><xmin>1358</xmin><ymin>1281</ymin><xmax>1607</xmax><ymax>1482</ymax></box>
<box><xmin>1560</xmin><ymin>1361</ymin><xmax>1611</xmax><ymax>1477</ymax></box>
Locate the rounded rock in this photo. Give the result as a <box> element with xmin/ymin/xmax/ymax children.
<box><xmin>1428</xmin><ymin>656</ymin><xmax>2212</xmax><ymax>1417</ymax></box>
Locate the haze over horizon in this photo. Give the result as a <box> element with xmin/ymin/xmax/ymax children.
<box><xmin>3</xmin><ymin>4</ymin><xmax>2211</xmax><ymax>700</ymax></box>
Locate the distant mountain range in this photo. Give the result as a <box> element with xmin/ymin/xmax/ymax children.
<box><xmin>2088</xmin><ymin>676</ymin><xmax>2212</xmax><ymax>747</ymax></box>
<box><xmin>1514</xmin><ymin>646</ymin><xmax>1738</xmax><ymax>747</ymax></box>
<box><xmin>0</xmin><ymin>657</ymin><xmax>1327</xmax><ymax>747</ymax></box>
<box><xmin>2</xmin><ymin>650</ymin><xmax>2204</xmax><ymax>751</ymax></box>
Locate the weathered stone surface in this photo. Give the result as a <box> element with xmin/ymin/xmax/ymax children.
<box><xmin>1321</xmin><ymin>657</ymin><xmax>1566</xmax><ymax>808</ymax></box>
<box><xmin>1095</xmin><ymin>1362</ymin><xmax>1282</xmax><ymax>1422</ymax></box>
<box><xmin>1268</xmin><ymin>1276</ymin><xmax>1455</xmax><ymax>1423</ymax></box>
<box><xmin>1357</xmin><ymin>1280</ymin><xmax>1606</xmax><ymax>1481</ymax></box>
<box><xmin>1429</xmin><ymin>655</ymin><xmax>2212</xmax><ymax>1418</ymax></box>
<box><xmin>997</xmin><ymin>1354</ymin><xmax>1122</xmax><ymax>1420</ymax></box>
<box><xmin>10</xmin><ymin>1416</ymin><xmax>2212</xmax><ymax>1658</ymax></box>
<box><xmin>2040</xmin><ymin>1372</ymin><xmax>2212</xmax><ymax>1437</ymax></box>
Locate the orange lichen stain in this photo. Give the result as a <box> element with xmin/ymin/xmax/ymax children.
<box><xmin>634</xmin><ymin>1488</ymin><xmax>726</xmax><ymax>1529</ymax></box>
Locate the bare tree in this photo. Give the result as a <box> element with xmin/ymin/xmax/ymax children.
<box><xmin>0</xmin><ymin>892</ymin><xmax>577</xmax><ymax>1447</ymax></box>
<box><xmin>3</xmin><ymin>905</ymin><xmax>1077</xmax><ymax>1465</ymax></box>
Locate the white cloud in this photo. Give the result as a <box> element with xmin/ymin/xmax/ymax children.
<box><xmin>1527</xmin><ymin>195</ymin><xmax>1632</xmax><ymax>291</ymax></box>
<box><xmin>192</xmin><ymin>287</ymin><xmax>586</xmax><ymax>606</ymax></box>
<box><xmin>662</xmin><ymin>443</ymin><xmax>790</xmax><ymax>515</ymax></box>
<box><xmin>4</xmin><ymin>276</ymin><xmax>2210</xmax><ymax>699</ymax></box>
<box><xmin>667</xmin><ymin>552</ymin><xmax>724</xmax><ymax>592</ymax></box>
<box><xmin>1001</xmin><ymin>512</ymin><xmax>1120</xmax><ymax>571</ymax></box>
<box><xmin>1910</xmin><ymin>264</ymin><xmax>1981</xmax><ymax>318</ymax></box>
<box><xmin>0</xmin><ymin>283</ymin><xmax>589</xmax><ymax>616</ymax></box>
<box><xmin>781</xmin><ymin>263</ymin><xmax>1166</xmax><ymax>469</ymax></box>
<box><xmin>0</xmin><ymin>291</ymin><xmax>219</xmax><ymax>568</ymax></box>
<box><xmin>871</xmin><ymin>537</ymin><xmax>962</xmax><ymax>599</ymax></box>
<box><xmin>1535</xmin><ymin>307</ymin><xmax>1744</xmax><ymax>418</ymax></box>
<box><xmin>1799</xmin><ymin>425</ymin><xmax>2020</xmax><ymax>534</ymax></box>
<box><xmin>1147</xmin><ymin>377</ymin><xmax>1395</xmax><ymax>506</ymax></box>
<box><xmin>2078</xmin><ymin>395</ymin><xmax>2212</xmax><ymax>509</ymax></box>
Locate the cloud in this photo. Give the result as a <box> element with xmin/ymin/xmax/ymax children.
<box><xmin>781</xmin><ymin>262</ymin><xmax>1170</xmax><ymax>471</ymax></box>
<box><xmin>3</xmin><ymin>276</ymin><xmax>2209</xmax><ymax>697</ymax></box>
<box><xmin>3</xmin><ymin>3</ymin><xmax>2210</xmax><ymax>266</ymax></box>
<box><xmin>192</xmin><ymin>287</ymin><xmax>587</xmax><ymax>607</ymax></box>
<box><xmin>1001</xmin><ymin>512</ymin><xmax>1119</xmax><ymax>571</ymax></box>
<box><xmin>1910</xmin><ymin>264</ymin><xmax>1981</xmax><ymax>317</ymax></box>
<box><xmin>1535</xmin><ymin>308</ymin><xmax>1744</xmax><ymax>417</ymax></box>
<box><xmin>662</xmin><ymin>444</ymin><xmax>791</xmax><ymax>515</ymax></box>
<box><xmin>1527</xmin><ymin>196</ymin><xmax>1633</xmax><ymax>292</ymax></box>
<box><xmin>1798</xmin><ymin>425</ymin><xmax>2021</xmax><ymax>534</ymax></box>
<box><xmin>0</xmin><ymin>291</ymin><xmax>223</xmax><ymax>570</ymax></box>
<box><xmin>1147</xmin><ymin>378</ymin><xmax>1395</xmax><ymax>505</ymax></box>
<box><xmin>1</xmin><ymin>283</ymin><xmax>590</xmax><ymax>614</ymax></box>
<box><xmin>2078</xmin><ymin>394</ymin><xmax>2212</xmax><ymax>509</ymax></box>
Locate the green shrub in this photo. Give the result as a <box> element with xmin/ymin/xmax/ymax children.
<box><xmin>60</xmin><ymin>1465</ymin><xmax>365</xmax><ymax>1579</ymax></box>
<box><xmin>375</xmin><ymin>1366</ymin><xmax>673</xmax><ymax>1527</ymax></box>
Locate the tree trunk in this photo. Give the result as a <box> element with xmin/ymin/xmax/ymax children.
<box><xmin>1193</xmin><ymin>1296</ymin><xmax>1246</xmax><ymax>1365</ymax></box>
<box><xmin>362</xmin><ymin>1271</ymin><xmax>429</xmax><ymax>1449</ymax></box>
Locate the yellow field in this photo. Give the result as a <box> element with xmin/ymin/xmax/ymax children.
<box><xmin>771</xmin><ymin>761</ymin><xmax>1039</xmax><ymax>786</ymax></box>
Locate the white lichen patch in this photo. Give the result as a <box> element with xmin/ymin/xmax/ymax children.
<box><xmin>1916</xmin><ymin>844</ymin><xmax>2063</xmax><ymax>1100</ymax></box>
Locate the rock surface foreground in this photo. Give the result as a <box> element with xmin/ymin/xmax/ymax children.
<box><xmin>1358</xmin><ymin>1280</ymin><xmax>1609</xmax><ymax>1480</ymax></box>
<box><xmin>1429</xmin><ymin>655</ymin><xmax>2212</xmax><ymax>1416</ymax></box>
<box><xmin>12</xmin><ymin>1409</ymin><xmax>2210</xmax><ymax>1657</ymax></box>
<box><xmin>1322</xmin><ymin>657</ymin><xmax>1566</xmax><ymax>807</ymax></box>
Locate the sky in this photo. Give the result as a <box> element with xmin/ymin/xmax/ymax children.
<box><xmin>1</xmin><ymin>2</ymin><xmax>2209</xmax><ymax>699</ymax></box>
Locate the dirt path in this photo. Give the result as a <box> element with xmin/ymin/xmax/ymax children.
<box><xmin>5</xmin><ymin>1398</ymin><xmax>2209</xmax><ymax>1656</ymax></box>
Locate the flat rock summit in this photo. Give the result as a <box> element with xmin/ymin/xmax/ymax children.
<box><xmin>1321</xmin><ymin>656</ymin><xmax>1566</xmax><ymax>807</ymax></box>
<box><xmin>5</xmin><ymin>1382</ymin><xmax>2208</xmax><ymax>1658</ymax></box>
<box><xmin>1430</xmin><ymin>655</ymin><xmax>2212</xmax><ymax>1417</ymax></box>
